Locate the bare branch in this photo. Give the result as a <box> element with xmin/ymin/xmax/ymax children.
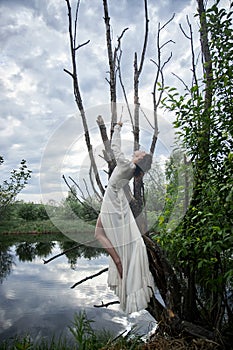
<box><xmin>62</xmin><ymin>174</ymin><xmax>84</xmax><ymax>206</ymax></box>
<box><xmin>160</xmin><ymin>13</ymin><xmax>175</xmax><ymax>31</ymax></box>
<box><xmin>69</xmin><ymin>176</ymin><xmax>86</xmax><ymax>201</ymax></box>
<box><xmin>161</xmin><ymin>51</ymin><xmax>173</xmax><ymax>71</ymax></box>
<box><xmin>83</xmin><ymin>178</ymin><xmax>92</xmax><ymax>199</ymax></box>
<box><xmin>118</xmin><ymin>27</ymin><xmax>129</xmax><ymax>42</ymax></box>
<box><xmin>116</xmin><ymin>51</ymin><xmax>134</xmax><ymax>129</ymax></box>
<box><xmin>105</xmin><ymin>77</ymin><xmax>110</xmax><ymax>85</ymax></box>
<box><xmin>160</xmin><ymin>39</ymin><xmax>175</xmax><ymax>50</ymax></box>
<box><xmin>63</xmin><ymin>68</ymin><xmax>74</xmax><ymax>78</ymax></box>
<box><xmin>114</xmin><ymin>27</ymin><xmax>129</xmax><ymax>61</ymax></box>
<box><xmin>68</xmin><ymin>176</ymin><xmax>99</xmax><ymax>215</ymax></box>
<box><xmin>43</xmin><ymin>240</ymin><xmax>96</xmax><ymax>264</ymax></box>
<box><xmin>75</xmin><ymin>39</ymin><xmax>90</xmax><ymax>50</ymax></box>
<box><xmin>140</xmin><ymin>106</ymin><xmax>154</xmax><ymax>130</ymax></box>
<box><xmin>187</xmin><ymin>15</ymin><xmax>199</xmax><ymax>90</ymax></box>
<box><xmin>179</xmin><ymin>16</ymin><xmax>199</xmax><ymax>91</ymax></box>
<box><xmin>94</xmin><ymin>300</ymin><xmax>120</xmax><ymax>308</ymax></box>
<box><xmin>172</xmin><ymin>72</ymin><xmax>190</xmax><ymax>91</ymax></box>
<box><xmin>149</xmin><ymin>14</ymin><xmax>175</xmax><ymax>155</ymax></box>
<box><xmin>65</xmin><ymin>0</ymin><xmax>105</xmax><ymax>196</ymax></box>
<box><xmin>179</xmin><ymin>22</ymin><xmax>191</xmax><ymax>40</ymax></box>
<box><xmin>138</xmin><ymin>0</ymin><xmax>149</xmax><ymax>76</ymax></box>
<box><xmin>133</xmin><ymin>0</ymin><xmax>149</xmax><ymax>151</ymax></box>
<box><xmin>89</xmin><ymin>164</ymin><xmax>103</xmax><ymax>201</ymax></box>
<box><xmin>103</xmin><ymin>0</ymin><xmax>117</xmax><ymax>135</ymax></box>
<box><xmin>96</xmin><ymin>115</ymin><xmax>116</xmax><ymax>177</ymax></box>
<box><xmin>73</xmin><ymin>0</ymin><xmax>81</xmax><ymax>47</ymax></box>
<box><xmin>70</xmin><ymin>267</ymin><xmax>108</xmax><ymax>289</ymax></box>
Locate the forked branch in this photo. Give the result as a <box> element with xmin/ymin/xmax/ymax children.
<box><xmin>179</xmin><ymin>16</ymin><xmax>199</xmax><ymax>92</ymax></box>
<box><xmin>64</xmin><ymin>0</ymin><xmax>105</xmax><ymax>196</ymax></box>
<box><xmin>149</xmin><ymin>14</ymin><xmax>175</xmax><ymax>155</ymax></box>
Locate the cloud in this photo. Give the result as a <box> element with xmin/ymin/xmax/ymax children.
<box><xmin>0</xmin><ymin>0</ymin><xmax>202</xmax><ymax>203</ymax></box>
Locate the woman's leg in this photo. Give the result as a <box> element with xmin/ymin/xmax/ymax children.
<box><xmin>95</xmin><ymin>216</ymin><xmax>122</xmax><ymax>278</ymax></box>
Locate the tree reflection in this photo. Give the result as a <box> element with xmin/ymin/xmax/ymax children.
<box><xmin>15</xmin><ymin>242</ymin><xmax>37</xmax><ymax>261</ymax></box>
<box><xmin>35</xmin><ymin>242</ymin><xmax>56</xmax><ymax>258</ymax></box>
<box><xmin>0</xmin><ymin>247</ymin><xmax>14</xmax><ymax>283</ymax></box>
<box><xmin>0</xmin><ymin>239</ymin><xmax>105</xmax><ymax>282</ymax></box>
<box><xmin>58</xmin><ymin>241</ymin><xmax>105</xmax><ymax>269</ymax></box>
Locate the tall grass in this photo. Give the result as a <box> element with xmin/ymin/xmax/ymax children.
<box><xmin>0</xmin><ymin>311</ymin><xmax>144</xmax><ymax>350</ymax></box>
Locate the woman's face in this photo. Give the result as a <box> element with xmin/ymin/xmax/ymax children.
<box><xmin>132</xmin><ymin>150</ymin><xmax>146</xmax><ymax>164</ymax></box>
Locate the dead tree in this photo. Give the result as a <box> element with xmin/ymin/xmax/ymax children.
<box><xmin>61</xmin><ymin>0</ymin><xmax>223</xmax><ymax>344</ymax></box>
<box><xmin>63</xmin><ymin>0</ymin><xmax>179</xmax><ymax>323</ymax></box>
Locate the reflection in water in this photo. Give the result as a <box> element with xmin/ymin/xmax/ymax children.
<box><xmin>0</xmin><ymin>241</ymin><xmax>156</xmax><ymax>343</ymax></box>
<box><xmin>0</xmin><ymin>248</ymin><xmax>14</xmax><ymax>283</ymax></box>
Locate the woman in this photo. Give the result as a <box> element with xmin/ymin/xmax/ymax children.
<box><xmin>95</xmin><ymin>121</ymin><xmax>155</xmax><ymax>314</ymax></box>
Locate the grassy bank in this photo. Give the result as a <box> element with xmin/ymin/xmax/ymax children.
<box><xmin>0</xmin><ymin>218</ymin><xmax>100</xmax><ymax>251</ymax></box>
<box><xmin>0</xmin><ymin>311</ymin><xmax>143</xmax><ymax>350</ymax></box>
<box><xmin>0</xmin><ymin>217</ymin><xmax>95</xmax><ymax>234</ymax></box>
<box><xmin>0</xmin><ymin>311</ymin><xmax>219</xmax><ymax>350</ymax></box>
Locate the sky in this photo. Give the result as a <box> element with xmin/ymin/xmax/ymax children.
<box><xmin>0</xmin><ymin>0</ymin><xmax>207</xmax><ymax>204</ymax></box>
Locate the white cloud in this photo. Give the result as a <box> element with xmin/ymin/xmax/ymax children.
<box><xmin>0</xmin><ymin>0</ymin><xmax>206</xmax><ymax>203</ymax></box>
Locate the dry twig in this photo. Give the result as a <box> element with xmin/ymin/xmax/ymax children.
<box><xmin>70</xmin><ymin>267</ymin><xmax>108</xmax><ymax>289</ymax></box>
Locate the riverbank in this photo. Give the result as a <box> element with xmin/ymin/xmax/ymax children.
<box><xmin>0</xmin><ymin>217</ymin><xmax>98</xmax><ymax>246</ymax></box>
<box><xmin>1</xmin><ymin>315</ymin><xmax>221</xmax><ymax>350</ymax></box>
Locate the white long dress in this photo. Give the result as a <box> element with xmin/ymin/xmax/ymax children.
<box><xmin>100</xmin><ymin>124</ymin><xmax>155</xmax><ymax>314</ymax></box>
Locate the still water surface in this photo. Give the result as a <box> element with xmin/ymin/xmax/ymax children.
<box><xmin>0</xmin><ymin>241</ymin><xmax>156</xmax><ymax>343</ymax></box>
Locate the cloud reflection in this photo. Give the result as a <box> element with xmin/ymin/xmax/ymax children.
<box><xmin>0</xmin><ymin>242</ymin><xmax>155</xmax><ymax>343</ymax></box>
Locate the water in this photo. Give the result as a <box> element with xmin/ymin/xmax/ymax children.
<box><xmin>0</xmin><ymin>241</ymin><xmax>156</xmax><ymax>344</ymax></box>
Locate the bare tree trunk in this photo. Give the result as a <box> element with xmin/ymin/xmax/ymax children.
<box><xmin>103</xmin><ymin>0</ymin><xmax>117</xmax><ymax>137</ymax></box>
<box><xmin>133</xmin><ymin>0</ymin><xmax>149</xmax><ymax>152</ymax></box>
<box><xmin>196</xmin><ymin>0</ymin><xmax>213</xmax><ymax>173</ymax></box>
<box><xmin>65</xmin><ymin>0</ymin><xmax>105</xmax><ymax>196</ymax></box>
<box><xmin>96</xmin><ymin>115</ymin><xmax>116</xmax><ymax>177</ymax></box>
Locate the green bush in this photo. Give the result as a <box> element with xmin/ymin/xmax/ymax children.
<box><xmin>17</xmin><ymin>203</ymin><xmax>49</xmax><ymax>221</ymax></box>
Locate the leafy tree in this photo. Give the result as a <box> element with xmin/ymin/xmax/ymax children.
<box><xmin>157</xmin><ymin>150</ymin><xmax>193</xmax><ymax>232</ymax></box>
<box><xmin>63</xmin><ymin>185</ymin><xmax>100</xmax><ymax>222</ymax></box>
<box><xmin>158</xmin><ymin>0</ymin><xmax>233</xmax><ymax>342</ymax></box>
<box><xmin>0</xmin><ymin>157</ymin><xmax>31</xmax><ymax>217</ymax></box>
<box><xmin>17</xmin><ymin>202</ymin><xmax>49</xmax><ymax>221</ymax></box>
<box><xmin>17</xmin><ymin>202</ymin><xmax>38</xmax><ymax>221</ymax></box>
<box><xmin>144</xmin><ymin>162</ymin><xmax>166</xmax><ymax>213</ymax></box>
<box><xmin>36</xmin><ymin>204</ymin><xmax>49</xmax><ymax>220</ymax></box>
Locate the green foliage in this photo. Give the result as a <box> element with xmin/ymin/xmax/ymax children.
<box><xmin>0</xmin><ymin>158</ymin><xmax>31</xmax><ymax>217</ymax></box>
<box><xmin>0</xmin><ymin>334</ymin><xmax>69</xmax><ymax>350</ymax></box>
<box><xmin>156</xmin><ymin>150</ymin><xmax>193</xmax><ymax>233</ymax></box>
<box><xmin>68</xmin><ymin>310</ymin><xmax>112</xmax><ymax>350</ymax></box>
<box><xmin>0</xmin><ymin>311</ymin><xmax>144</xmax><ymax>350</ymax></box>
<box><xmin>157</xmin><ymin>0</ymin><xmax>233</xmax><ymax>332</ymax></box>
<box><xmin>144</xmin><ymin>162</ymin><xmax>166</xmax><ymax>213</ymax></box>
<box><xmin>17</xmin><ymin>203</ymin><xmax>49</xmax><ymax>221</ymax></box>
<box><xmin>62</xmin><ymin>186</ymin><xmax>99</xmax><ymax>224</ymax></box>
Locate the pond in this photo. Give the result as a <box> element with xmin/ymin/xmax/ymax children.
<box><xmin>0</xmin><ymin>240</ymin><xmax>156</xmax><ymax>344</ymax></box>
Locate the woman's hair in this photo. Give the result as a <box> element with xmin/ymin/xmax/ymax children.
<box><xmin>134</xmin><ymin>153</ymin><xmax>152</xmax><ymax>177</ymax></box>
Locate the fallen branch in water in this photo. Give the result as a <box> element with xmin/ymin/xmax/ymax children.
<box><xmin>70</xmin><ymin>267</ymin><xmax>108</xmax><ymax>289</ymax></box>
<box><xmin>43</xmin><ymin>239</ymin><xmax>97</xmax><ymax>264</ymax></box>
<box><xmin>94</xmin><ymin>300</ymin><xmax>120</xmax><ymax>308</ymax></box>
